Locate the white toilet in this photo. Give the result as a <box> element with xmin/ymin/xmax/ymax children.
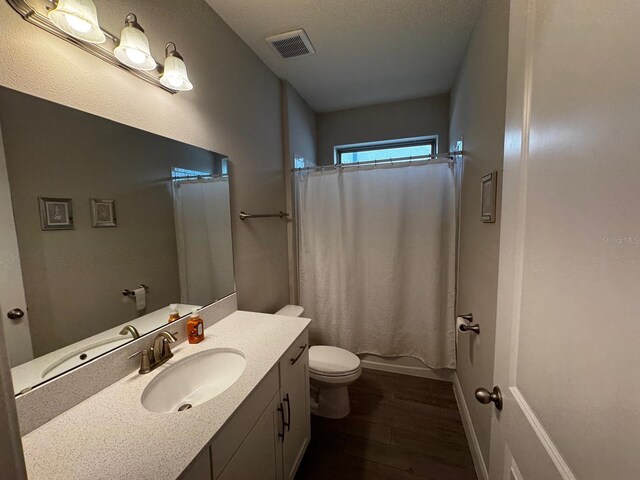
<box><xmin>275</xmin><ymin>305</ymin><xmax>362</xmax><ymax>419</ymax></box>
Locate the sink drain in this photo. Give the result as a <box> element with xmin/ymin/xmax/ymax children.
<box><xmin>178</xmin><ymin>404</ymin><xmax>192</xmax><ymax>412</ymax></box>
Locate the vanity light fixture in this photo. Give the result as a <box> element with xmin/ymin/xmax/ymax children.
<box><xmin>7</xmin><ymin>0</ymin><xmax>192</xmax><ymax>93</ymax></box>
<box><xmin>160</xmin><ymin>43</ymin><xmax>193</xmax><ymax>91</ymax></box>
<box><xmin>113</xmin><ymin>13</ymin><xmax>156</xmax><ymax>71</ymax></box>
<box><xmin>47</xmin><ymin>0</ymin><xmax>105</xmax><ymax>44</ymax></box>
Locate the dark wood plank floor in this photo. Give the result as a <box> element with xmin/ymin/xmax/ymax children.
<box><xmin>295</xmin><ymin>369</ymin><xmax>477</xmax><ymax>480</ymax></box>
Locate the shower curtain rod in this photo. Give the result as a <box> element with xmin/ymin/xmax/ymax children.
<box><xmin>292</xmin><ymin>150</ymin><xmax>463</xmax><ymax>172</ymax></box>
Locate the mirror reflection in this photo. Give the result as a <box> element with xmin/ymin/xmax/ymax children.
<box><xmin>0</xmin><ymin>88</ymin><xmax>235</xmax><ymax>395</ymax></box>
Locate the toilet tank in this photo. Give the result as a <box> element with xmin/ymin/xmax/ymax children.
<box><xmin>275</xmin><ymin>305</ymin><xmax>305</xmax><ymax>317</ymax></box>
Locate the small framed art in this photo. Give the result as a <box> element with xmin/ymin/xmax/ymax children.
<box><xmin>480</xmin><ymin>171</ymin><xmax>498</xmax><ymax>223</ymax></box>
<box><xmin>90</xmin><ymin>198</ymin><xmax>117</xmax><ymax>228</ymax></box>
<box><xmin>39</xmin><ymin>197</ymin><xmax>74</xmax><ymax>231</ymax></box>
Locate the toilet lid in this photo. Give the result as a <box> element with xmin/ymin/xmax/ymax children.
<box><xmin>309</xmin><ymin>346</ymin><xmax>361</xmax><ymax>375</ymax></box>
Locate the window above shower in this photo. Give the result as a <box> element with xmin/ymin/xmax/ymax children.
<box><xmin>334</xmin><ymin>136</ymin><xmax>438</xmax><ymax>165</ymax></box>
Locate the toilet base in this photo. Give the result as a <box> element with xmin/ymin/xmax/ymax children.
<box><xmin>310</xmin><ymin>383</ymin><xmax>351</xmax><ymax>419</ymax></box>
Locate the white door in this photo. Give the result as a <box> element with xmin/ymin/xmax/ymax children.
<box><xmin>0</xmin><ymin>121</ymin><xmax>33</xmax><ymax>367</ymax></box>
<box><xmin>485</xmin><ymin>1</ymin><xmax>640</xmax><ymax>479</ymax></box>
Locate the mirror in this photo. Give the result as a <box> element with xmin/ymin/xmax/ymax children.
<box><xmin>0</xmin><ymin>87</ymin><xmax>235</xmax><ymax>395</ymax></box>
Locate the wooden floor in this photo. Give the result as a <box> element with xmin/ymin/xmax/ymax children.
<box><xmin>295</xmin><ymin>369</ymin><xmax>477</xmax><ymax>480</ymax></box>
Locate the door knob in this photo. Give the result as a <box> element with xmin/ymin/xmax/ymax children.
<box><xmin>7</xmin><ymin>308</ymin><xmax>25</xmax><ymax>320</ymax></box>
<box><xmin>475</xmin><ymin>386</ymin><xmax>503</xmax><ymax>410</ymax></box>
<box><xmin>459</xmin><ymin>323</ymin><xmax>480</xmax><ymax>334</ymax></box>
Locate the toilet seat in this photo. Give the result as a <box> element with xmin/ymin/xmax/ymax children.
<box><xmin>309</xmin><ymin>346</ymin><xmax>361</xmax><ymax>377</ymax></box>
<box><xmin>309</xmin><ymin>368</ymin><xmax>361</xmax><ymax>385</ymax></box>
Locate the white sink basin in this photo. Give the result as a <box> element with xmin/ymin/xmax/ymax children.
<box><xmin>141</xmin><ymin>348</ymin><xmax>246</xmax><ymax>413</ymax></box>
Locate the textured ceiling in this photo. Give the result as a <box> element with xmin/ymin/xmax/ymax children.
<box><xmin>205</xmin><ymin>0</ymin><xmax>484</xmax><ymax>112</ymax></box>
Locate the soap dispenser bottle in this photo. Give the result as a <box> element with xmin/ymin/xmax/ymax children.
<box><xmin>187</xmin><ymin>310</ymin><xmax>204</xmax><ymax>344</ymax></box>
<box><xmin>168</xmin><ymin>304</ymin><xmax>180</xmax><ymax>323</ymax></box>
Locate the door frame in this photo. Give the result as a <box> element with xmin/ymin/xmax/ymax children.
<box><xmin>0</xmin><ymin>119</ymin><xmax>33</xmax><ymax>367</ymax></box>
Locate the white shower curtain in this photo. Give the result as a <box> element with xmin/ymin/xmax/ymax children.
<box><xmin>298</xmin><ymin>162</ymin><xmax>456</xmax><ymax>369</ymax></box>
<box><xmin>173</xmin><ymin>178</ymin><xmax>234</xmax><ymax>306</ymax></box>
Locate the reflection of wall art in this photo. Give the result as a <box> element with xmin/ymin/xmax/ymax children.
<box><xmin>481</xmin><ymin>171</ymin><xmax>498</xmax><ymax>223</ymax></box>
<box><xmin>39</xmin><ymin>197</ymin><xmax>74</xmax><ymax>231</ymax></box>
<box><xmin>90</xmin><ymin>199</ymin><xmax>117</xmax><ymax>228</ymax></box>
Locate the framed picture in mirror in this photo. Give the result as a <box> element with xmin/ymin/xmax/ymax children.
<box><xmin>39</xmin><ymin>197</ymin><xmax>74</xmax><ymax>230</ymax></box>
<box><xmin>90</xmin><ymin>198</ymin><xmax>117</xmax><ymax>228</ymax></box>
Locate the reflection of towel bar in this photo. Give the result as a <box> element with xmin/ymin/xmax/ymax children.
<box><xmin>239</xmin><ymin>211</ymin><xmax>289</xmax><ymax>221</ymax></box>
<box><xmin>122</xmin><ymin>284</ymin><xmax>149</xmax><ymax>296</ymax></box>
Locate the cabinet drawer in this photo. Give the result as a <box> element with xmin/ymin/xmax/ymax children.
<box><xmin>280</xmin><ymin>331</ymin><xmax>309</xmax><ymax>377</ymax></box>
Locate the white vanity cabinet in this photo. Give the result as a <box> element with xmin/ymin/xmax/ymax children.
<box><xmin>280</xmin><ymin>335</ymin><xmax>311</xmax><ymax>480</ymax></box>
<box><xmin>217</xmin><ymin>393</ymin><xmax>283</xmax><ymax>480</ymax></box>
<box><xmin>197</xmin><ymin>329</ymin><xmax>309</xmax><ymax>480</ymax></box>
<box><xmin>179</xmin><ymin>449</ymin><xmax>213</xmax><ymax>480</ymax></box>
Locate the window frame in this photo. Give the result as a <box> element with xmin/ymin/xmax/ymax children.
<box><xmin>333</xmin><ymin>136</ymin><xmax>438</xmax><ymax>166</ymax></box>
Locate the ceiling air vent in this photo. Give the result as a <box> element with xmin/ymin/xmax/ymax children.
<box><xmin>266</xmin><ymin>29</ymin><xmax>315</xmax><ymax>59</ymax></box>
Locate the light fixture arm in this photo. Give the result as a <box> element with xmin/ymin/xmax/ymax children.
<box><xmin>124</xmin><ymin>12</ymin><xmax>144</xmax><ymax>32</ymax></box>
<box><xmin>165</xmin><ymin>42</ymin><xmax>184</xmax><ymax>61</ymax></box>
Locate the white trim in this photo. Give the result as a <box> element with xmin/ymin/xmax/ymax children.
<box><xmin>360</xmin><ymin>359</ymin><xmax>453</xmax><ymax>382</ymax></box>
<box><xmin>332</xmin><ymin>135</ymin><xmax>440</xmax><ymax>165</ymax></box>
<box><xmin>511</xmin><ymin>387</ymin><xmax>577</xmax><ymax>480</ymax></box>
<box><xmin>453</xmin><ymin>373</ymin><xmax>489</xmax><ymax>480</ymax></box>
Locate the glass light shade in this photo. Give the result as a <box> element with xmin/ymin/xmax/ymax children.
<box><xmin>48</xmin><ymin>0</ymin><xmax>105</xmax><ymax>44</ymax></box>
<box><xmin>114</xmin><ymin>24</ymin><xmax>156</xmax><ymax>71</ymax></box>
<box><xmin>161</xmin><ymin>55</ymin><xmax>193</xmax><ymax>91</ymax></box>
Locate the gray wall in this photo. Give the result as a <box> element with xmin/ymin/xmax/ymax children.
<box><xmin>316</xmin><ymin>94</ymin><xmax>450</xmax><ymax>165</ymax></box>
<box><xmin>0</xmin><ymin>89</ymin><xmax>223</xmax><ymax>357</ymax></box>
<box><xmin>0</xmin><ymin>0</ymin><xmax>289</xmax><ymax>314</ymax></box>
<box><xmin>281</xmin><ymin>82</ymin><xmax>317</xmax><ymax>303</ymax></box>
<box><xmin>448</xmin><ymin>0</ymin><xmax>510</xmax><ymax>468</ymax></box>
<box><xmin>283</xmin><ymin>82</ymin><xmax>317</xmax><ymax>168</ymax></box>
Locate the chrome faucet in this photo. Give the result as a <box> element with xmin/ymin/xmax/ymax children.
<box><xmin>119</xmin><ymin>325</ymin><xmax>141</xmax><ymax>339</ymax></box>
<box><xmin>128</xmin><ymin>331</ymin><xmax>177</xmax><ymax>374</ymax></box>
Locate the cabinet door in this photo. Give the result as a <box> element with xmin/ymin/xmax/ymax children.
<box><xmin>279</xmin><ymin>331</ymin><xmax>310</xmax><ymax>480</ymax></box>
<box><xmin>217</xmin><ymin>394</ymin><xmax>283</xmax><ymax>480</ymax></box>
<box><xmin>179</xmin><ymin>448</ymin><xmax>212</xmax><ymax>480</ymax></box>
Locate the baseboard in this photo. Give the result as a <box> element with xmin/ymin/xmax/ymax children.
<box><xmin>360</xmin><ymin>358</ymin><xmax>453</xmax><ymax>382</ymax></box>
<box><xmin>453</xmin><ymin>373</ymin><xmax>489</xmax><ymax>480</ymax></box>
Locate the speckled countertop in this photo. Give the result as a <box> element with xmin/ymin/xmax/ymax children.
<box><xmin>21</xmin><ymin>311</ymin><xmax>311</xmax><ymax>480</ymax></box>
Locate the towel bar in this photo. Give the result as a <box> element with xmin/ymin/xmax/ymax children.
<box><xmin>239</xmin><ymin>211</ymin><xmax>289</xmax><ymax>220</ymax></box>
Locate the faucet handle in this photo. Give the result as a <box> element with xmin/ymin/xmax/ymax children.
<box><xmin>128</xmin><ymin>349</ymin><xmax>151</xmax><ymax>374</ymax></box>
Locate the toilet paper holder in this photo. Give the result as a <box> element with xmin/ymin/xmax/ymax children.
<box><xmin>457</xmin><ymin>313</ymin><xmax>480</xmax><ymax>335</ymax></box>
<box><xmin>123</xmin><ymin>284</ymin><xmax>150</xmax><ymax>297</ymax></box>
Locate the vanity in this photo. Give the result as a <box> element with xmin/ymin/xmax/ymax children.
<box><xmin>21</xmin><ymin>310</ymin><xmax>311</xmax><ymax>480</ymax></box>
